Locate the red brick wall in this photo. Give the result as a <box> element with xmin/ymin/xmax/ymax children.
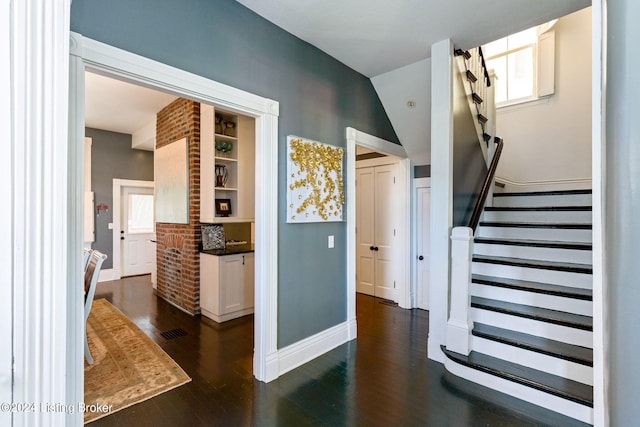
<box><xmin>155</xmin><ymin>98</ymin><xmax>201</xmax><ymax>314</ymax></box>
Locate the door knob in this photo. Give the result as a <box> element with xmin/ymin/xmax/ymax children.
<box><xmin>418</xmin><ymin>255</ymin><xmax>424</xmax><ymax>261</ymax></box>
<box><xmin>121</xmin><ymin>236</ymin><xmax>125</xmax><ymax>240</ymax></box>
<box><xmin>373</xmin><ymin>246</ymin><xmax>379</xmax><ymax>251</ymax></box>
<box><xmin>370</xmin><ymin>246</ymin><xmax>375</xmax><ymax>251</ymax></box>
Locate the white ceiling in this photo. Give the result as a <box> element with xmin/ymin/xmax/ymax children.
<box><xmin>84</xmin><ymin>72</ymin><xmax>177</xmax><ymax>141</ymax></box>
<box><xmin>235</xmin><ymin>0</ymin><xmax>590</xmax><ymax>78</ymax></box>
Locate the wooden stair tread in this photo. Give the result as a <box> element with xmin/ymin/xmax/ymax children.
<box><xmin>472</xmin><ymin>323</ymin><xmax>593</xmax><ymax>366</ymax></box>
<box><xmin>479</xmin><ymin>221</ymin><xmax>592</xmax><ymax>229</ymax></box>
<box><xmin>441</xmin><ymin>346</ymin><xmax>593</xmax><ymax>407</ymax></box>
<box><xmin>471</xmin><ymin>297</ymin><xmax>593</xmax><ymax>330</ymax></box>
<box><xmin>473</xmin><ymin>255</ymin><xmax>593</xmax><ymax>274</ymax></box>
<box><xmin>485</xmin><ymin>206</ymin><xmax>592</xmax><ymax>212</ymax></box>
<box><xmin>474</xmin><ymin>237</ymin><xmax>592</xmax><ymax>251</ymax></box>
<box><xmin>494</xmin><ymin>189</ymin><xmax>592</xmax><ymax>197</ymax></box>
<box><xmin>472</xmin><ymin>274</ymin><xmax>592</xmax><ymax>300</ymax></box>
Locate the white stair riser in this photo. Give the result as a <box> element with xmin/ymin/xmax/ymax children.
<box><xmin>476</xmin><ymin>226</ymin><xmax>592</xmax><ymax>243</ymax></box>
<box><xmin>471</xmin><ymin>308</ymin><xmax>593</xmax><ymax>348</ymax></box>
<box><xmin>444</xmin><ymin>359</ymin><xmax>593</xmax><ymax>424</ymax></box>
<box><xmin>471</xmin><ymin>336</ymin><xmax>593</xmax><ymax>385</ymax></box>
<box><xmin>493</xmin><ymin>194</ymin><xmax>592</xmax><ymax>208</ymax></box>
<box><xmin>470</xmin><ymin>283</ymin><xmax>593</xmax><ymax>317</ymax></box>
<box><xmin>474</xmin><ymin>243</ymin><xmax>592</xmax><ymax>264</ymax></box>
<box><xmin>472</xmin><ymin>262</ymin><xmax>592</xmax><ymax>288</ymax></box>
<box><xmin>483</xmin><ymin>210</ymin><xmax>592</xmax><ymax>223</ymax></box>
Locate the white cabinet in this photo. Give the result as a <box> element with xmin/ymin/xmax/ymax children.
<box><xmin>200</xmin><ymin>104</ymin><xmax>255</xmax><ymax>223</ymax></box>
<box><xmin>199</xmin><ymin>252</ymin><xmax>254</xmax><ymax>322</ymax></box>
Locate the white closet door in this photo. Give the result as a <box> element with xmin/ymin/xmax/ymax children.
<box><xmin>356</xmin><ymin>164</ymin><xmax>398</xmax><ymax>302</ymax></box>
<box><xmin>356</xmin><ymin>168</ymin><xmax>376</xmax><ymax>295</ymax></box>
<box><xmin>416</xmin><ymin>186</ymin><xmax>431</xmax><ymax>310</ymax></box>
<box><xmin>373</xmin><ymin>164</ymin><xmax>397</xmax><ymax>301</ymax></box>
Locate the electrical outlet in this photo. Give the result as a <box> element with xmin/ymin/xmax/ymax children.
<box><xmin>328</xmin><ymin>235</ymin><xmax>334</xmax><ymax>248</ymax></box>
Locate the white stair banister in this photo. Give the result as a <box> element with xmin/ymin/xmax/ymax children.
<box><xmin>446</xmin><ymin>226</ymin><xmax>474</xmax><ymax>355</ymax></box>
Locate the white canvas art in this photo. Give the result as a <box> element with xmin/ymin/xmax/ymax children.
<box><xmin>155</xmin><ymin>137</ymin><xmax>189</xmax><ymax>224</ymax></box>
<box><xmin>287</xmin><ymin>136</ymin><xmax>344</xmax><ymax>223</ymax></box>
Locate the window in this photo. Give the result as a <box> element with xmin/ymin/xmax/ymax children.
<box><xmin>484</xmin><ymin>22</ymin><xmax>556</xmax><ymax>106</ymax></box>
<box><xmin>127</xmin><ymin>194</ymin><xmax>154</xmax><ymax>234</ymax></box>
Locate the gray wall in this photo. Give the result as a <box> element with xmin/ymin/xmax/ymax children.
<box><xmin>452</xmin><ymin>67</ymin><xmax>487</xmax><ymax>227</ymax></box>
<box><xmin>86</xmin><ymin>128</ymin><xmax>154</xmax><ymax>269</ymax></box>
<box><xmin>606</xmin><ymin>0</ymin><xmax>640</xmax><ymax>424</ymax></box>
<box><xmin>72</xmin><ymin>0</ymin><xmax>399</xmax><ymax>348</ymax></box>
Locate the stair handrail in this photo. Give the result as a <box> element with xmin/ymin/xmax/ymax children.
<box><xmin>468</xmin><ymin>137</ymin><xmax>504</xmax><ymax>233</ymax></box>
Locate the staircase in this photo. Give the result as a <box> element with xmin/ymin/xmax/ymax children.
<box><xmin>443</xmin><ymin>189</ymin><xmax>594</xmax><ymax>424</ymax></box>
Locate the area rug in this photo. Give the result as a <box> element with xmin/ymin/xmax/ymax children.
<box><xmin>84</xmin><ymin>299</ymin><xmax>191</xmax><ymax>424</ymax></box>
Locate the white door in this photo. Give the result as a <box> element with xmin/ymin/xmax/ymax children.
<box><xmin>356</xmin><ymin>168</ymin><xmax>376</xmax><ymax>295</ymax></box>
<box><xmin>373</xmin><ymin>165</ymin><xmax>397</xmax><ymax>301</ymax></box>
<box><xmin>356</xmin><ymin>164</ymin><xmax>397</xmax><ymax>301</ymax></box>
<box><xmin>416</xmin><ymin>185</ymin><xmax>431</xmax><ymax>310</ymax></box>
<box><xmin>121</xmin><ymin>186</ymin><xmax>156</xmax><ymax>277</ymax></box>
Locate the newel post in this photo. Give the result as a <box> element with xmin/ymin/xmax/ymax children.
<box><xmin>447</xmin><ymin>227</ymin><xmax>474</xmax><ymax>355</ymax></box>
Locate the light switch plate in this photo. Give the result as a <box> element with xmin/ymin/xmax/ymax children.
<box><xmin>328</xmin><ymin>235</ymin><xmax>334</xmax><ymax>248</ymax></box>
<box><xmin>108</xmin><ymin>223</ymin><xmax>114</xmax><ymax>230</ymax></box>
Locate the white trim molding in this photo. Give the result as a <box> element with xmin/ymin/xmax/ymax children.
<box><xmin>69</xmin><ymin>33</ymin><xmax>280</xmax><ymax>384</ymax></box>
<box><xmin>591</xmin><ymin>0</ymin><xmax>607</xmax><ymax>425</ymax></box>
<box><xmin>97</xmin><ymin>269</ymin><xmax>115</xmax><ymax>283</ymax></box>
<box><xmin>277</xmin><ymin>321</ymin><xmax>352</xmax><ymax>377</ymax></box>
<box><xmin>7</xmin><ymin>1</ymin><xmax>73</xmax><ymax>426</ymax></box>
<box><xmin>346</xmin><ymin>127</ymin><xmax>412</xmax><ymax>315</ymax></box>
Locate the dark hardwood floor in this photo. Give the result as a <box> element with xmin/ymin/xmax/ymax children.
<box><xmin>89</xmin><ymin>276</ymin><xmax>588</xmax><ymax>426</ymax></box>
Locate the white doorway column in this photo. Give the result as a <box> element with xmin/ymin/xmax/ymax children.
<box><xmin>4</xmin><ymin>1</ymin><xmax>75</xmax><ymax>426</ymax></box>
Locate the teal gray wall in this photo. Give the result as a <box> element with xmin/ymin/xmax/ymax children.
<box><xmin>72</xmin><ymin>0</ymin><xmax>399</xmax><ymax>347</ymax></box>
<box><xmin>86</xmin><ymin>128</ymin><xmax>154</xmax><ymax>269</ymax></box>
<box><xmin>606</xmin><ymin>0</ymin><xmax>640</xmax><ymax>424</ymax></box>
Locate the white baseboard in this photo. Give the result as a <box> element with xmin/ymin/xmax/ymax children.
<box><xmin>277</xmin><ymin>320</ymin><xmax>353</xmax><ymax>377</ymax></box>
<box><xmin>97</xmin><ymin>268</ymin><xmax>114</xmax><ymax>283</ymax></box>
<box><xmin>495</xmin><ymin>176</ymin><xmax>592</xmax><ymax>193</ymax></box>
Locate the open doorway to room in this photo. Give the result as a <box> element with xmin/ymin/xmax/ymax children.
<box><xmin>71</xmin><ymin>38</ymin><xmax>279</xmax><ymax>410</ymax></box>
<box><xmin>345</xmin><ymin>128</ymin><xmax>412</xmax><ymax>335</ymax></box>
<box><xmin>83</xmin><ymin>70</ymin><xmax>260</xmax><ymax>325</ymax></box>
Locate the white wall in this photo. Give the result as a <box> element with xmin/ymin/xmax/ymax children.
<box><xmin>371</xmin><ymin>58</ymin><xmax>432</xmax><ymax>166</ymax></box>
<box><xmin>495</xmin><ymin>7</ymin><xmax>592</xmax><ymax>190</ymax></box>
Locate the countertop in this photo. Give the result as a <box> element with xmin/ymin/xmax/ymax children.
<box><xmin>200</xmin><ymin>244</ymin><xmax>254</xmax><ymax>256</ymax></box>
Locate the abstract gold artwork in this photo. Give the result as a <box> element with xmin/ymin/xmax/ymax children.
<box><xmin>287</xmin><ymin>136</ymin><xmax>344</xmax><ymax>223</ymax></box>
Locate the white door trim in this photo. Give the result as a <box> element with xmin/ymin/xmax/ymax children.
<box><xmin>591</xmin><ymin>1</ymin><xmax>606</xmax><ymax>425</ymax></box>
<box><xmin>112</xmin><ymin>179</ymin><xmax>154</xmax><ymax>280</ymax></box>
<box><xmin>346</xmin><ymin>127</ymin><xmax>411</xmax><ymax>333</ymax></box>
<box><xmin>69</xmin><ymin>32</ymin><xmax>280</xmax><ymax>383</ymax></box>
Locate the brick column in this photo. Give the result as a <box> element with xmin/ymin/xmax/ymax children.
<box><xmin>155</xmin><ymin>98</ymin><xmax>201</xmax><ymax>314</ymax></box>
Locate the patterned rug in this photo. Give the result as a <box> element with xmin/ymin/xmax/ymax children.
<box><xmin>84</xmin><ymin>299</ymin><xmax>191</xmax><ymax>424</ymax></box>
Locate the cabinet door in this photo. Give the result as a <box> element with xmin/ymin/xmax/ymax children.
<box><xmin>220</xmin><ymin>254</ymin><xmax>245</xmax><ymax>314</ymax></box>
<box><xmin>199</xmin><ymin>253</ymin><xmax>220</xmax><ymax>315</ymax></box>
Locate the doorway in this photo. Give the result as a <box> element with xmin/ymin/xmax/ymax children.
<box><xmin>345</xmin><ymin>127</ymin><xmax>411</xmax><ymax>336</ymax></box>
<box><xmin>69</xmin><ymin>34</ymin><xmax>280</xmax><ymax>385</ymax></box>
<box><xmin>120</xmin><ymin>183</ymin><xmax>155</xmax><ymax>278</ymax></box>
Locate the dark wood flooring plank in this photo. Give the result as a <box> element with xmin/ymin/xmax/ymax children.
<box><xmin>88</xmin><ymin>276</ymin><xmax>589</xmax><ymax>427</ymax></box>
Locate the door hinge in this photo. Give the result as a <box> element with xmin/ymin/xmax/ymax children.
<box><xmin>393</xmin><ymin>176</ymin><xmax>396</xmax><ymax>184</ymax></box>
<box><xmin>394</xmin><ymin>280</ymin><xmax>396</xmax><ymax>289</ymax></box>
<box><xmin>393</xmin><ymin>229</ymin><xmax>396</xmax><ymax>236</ymax></box>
